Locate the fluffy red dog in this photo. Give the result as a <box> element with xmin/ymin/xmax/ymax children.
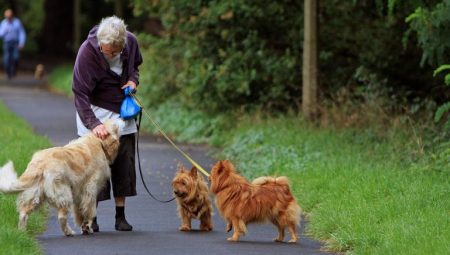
<box><xmin>209</xmin><ymin>160</ymin><xmax>301</xmax><ymax>243</ymax></box>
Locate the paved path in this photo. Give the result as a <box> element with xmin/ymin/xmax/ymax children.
<box><xmin>0</xmin><ymin>76</ymin><xmax>330</xmax><ymax>255</ymax></box>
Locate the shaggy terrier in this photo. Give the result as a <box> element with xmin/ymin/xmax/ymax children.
<box><xmin>172</xmin><ymin>164</ymin><xmax>213</xmax><ymax>231</ymax></box>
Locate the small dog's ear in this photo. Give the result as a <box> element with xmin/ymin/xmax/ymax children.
<box><xmin>222</xmin><ymin>160</ymin><xmax>235</xmax><ymax>172</ymax></box>
<box><xmin>190</xmin><ymin>166</ymin><xmax>198</xmax><ymax>178</ymax></box>
<box><xmin>216</xmin><ymin>161</ymin><xmax>224</xmax><ymax>174</ymax></box>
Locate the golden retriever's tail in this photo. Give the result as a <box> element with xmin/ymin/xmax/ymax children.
<box><xmin>0</xmin><ymin>161</ymin><xmax>26</xmax><ymax>193</ymax></box>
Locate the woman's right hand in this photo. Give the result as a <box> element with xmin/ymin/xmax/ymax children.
<box><xmin>92</xmin><ymin>124</ymin><xmax>109</xmax><ymax>140</ymax></box>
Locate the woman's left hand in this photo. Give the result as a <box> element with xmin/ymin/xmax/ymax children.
<box><xmin>121</xmin><ymin>80</ymin><xmax>137</xmax><ymax>91</ymax></box>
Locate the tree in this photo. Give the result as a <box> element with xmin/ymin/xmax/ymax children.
<box><xmin>302</xmin><ymin>0</ymin><xmax>318</xmax><ymax>120</ymax></box>
<box><xmin>42</xmin><ymin>0</ymin><xmax>74</xmax><ymax>56</ymax></box>
<box><xmin>73</xmin><ymin>0</ymin><xmax>81</xmax><ymax>52</ymax></box>
<box><xmin>114</xmin><ymin>0</ymin><xmax>124</xmax><ymax>17</ymax></box>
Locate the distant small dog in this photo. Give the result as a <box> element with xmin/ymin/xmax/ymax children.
<box><xmin>172</xmin><ymin>164</ymin><xmax>213</xmax><ymax>231</ymax></box>
<box><xmin>0</xmin><ymin>120</ymin><xmax>121</xmax><ymax>236</ymax></box>
<box><xmin>210</xmin><ymin>160</ymin><xmax>301</xmax><ymax>243</ymax></box>
<box><xmin>34</xmin><ymin>64</ymin><xmax>45</xmax><ymax>79</ymax></box>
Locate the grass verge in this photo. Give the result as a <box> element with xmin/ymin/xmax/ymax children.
<box><xmin>218</xmin><ymin>117</ymin><xmax>450</xmax><ymax>254</ymax></box>
<box><xmin>47</xmin><ymin>64</ymin><xmax>73</xmax><ymax>97</ymax></box>
<box><xmin>0</xmin><ymin>101</ymin><xmax>51</xmax><ymax>255</ymax></box>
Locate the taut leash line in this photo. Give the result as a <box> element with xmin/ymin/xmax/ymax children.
<box><xmin>131</xmin><ymin>93</ymin><xmax>210</xmax><ymax>177</ymax></box>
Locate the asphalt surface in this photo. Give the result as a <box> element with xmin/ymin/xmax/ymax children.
<box><xmin>0</xmin><ymin>75</ymin><xmax>331</xmax><ymax>255</ymax></box>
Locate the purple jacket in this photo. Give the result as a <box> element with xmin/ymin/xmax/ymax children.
<box><xmin>72</xmin><ymin>25</ymin><xmax>143</xmax><ymax>130</ymax></box>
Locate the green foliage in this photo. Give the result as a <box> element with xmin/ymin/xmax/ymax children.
<box><xmin>434</xmin><ymin>102</ymin><xmax>450</xmax><ymax>122</ymax></box>
<box><xmin>19</xmin><ymin>0</ymin><xmax>45</xmax><ymax>53</ymax></box>
<box><xmin>431</xmin><ymin>64</ymin><xmax>450</xmax><ymax>136</ymax></box>
<box><xmin>137</xmin><ymin>34</ymin><xmax>186</xmax><ymax>107</ymax></box>
<box><xmin>433</xmin><ymin>64</ymin><xmax>450</xmax><ymax>86</ymax></box>
<box><xmin>47</xmin><ymin>64</ymin><xmax>74</xmax><ymax>97</ymax></box>
<box><xmin>131</xmin><ymin>0</ymin><xmax>438</xmax><ymax>117</ymax></box>
<box><xmin>138</xmin><ymin>96</ymin><xmax>233</xmax><ymax>145</ymax></box>
<box><xmin>131</xmin><ymin>0</ymin><xmax>159</xmax><ymax>16</ymax></box>
<box><xmin>406</xmin><ymin>1</ymin><xmax>450</xmax><ymax>152</ymax></box>
<box><xmin>132</xmin><ymin>0</ymin><xmax>301</xmax><ymax>113</ymax></box>
<box><xmin>321</xmin><ymin>0</ymin><xmax>434</xmax><ymax>94</ymax></box>
<box><xmin>0</xmin><ymin>102</ymin><xmax>50</xmax><ymax>255</ymax></box>
<box><xmin>406</xmin><ymin>0</ymin><xmax>450</xmax><ymax>67</ymax></box>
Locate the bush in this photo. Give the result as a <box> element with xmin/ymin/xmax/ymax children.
<box><xmin>133</xmin><ymin>1</ymin><xmax>443</xmax><ymax>116</ymax></box>
<box><xmin>134</xmin><ymin>0</ymin><xmax>302</xmax><ymax>113</ymax></box>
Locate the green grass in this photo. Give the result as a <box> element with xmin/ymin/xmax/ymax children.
<box><xmin>47</xmin><ymin>64</ymin><xmax>73</xmax><ymax>97</ymax></box>
<box><xmin>0</xmin><ymin>101</ymin><xmax>51</xmax><ymax>255</ymax></box>
<box><xmin>218</xmin><ymin>117</ymin><xmax>450</xmax><ymax>254</ymax></box>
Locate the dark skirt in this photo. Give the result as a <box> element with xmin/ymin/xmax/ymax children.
<box><xmin>97</xmin><ymin>133</ymin><xmax>137</xmax><ymax>201</ymax></box>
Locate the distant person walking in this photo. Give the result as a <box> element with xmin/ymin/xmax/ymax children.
<box><xmin>0</xmin><ymin>9</ymin><xmax>26</xmax><ymax>79</ymax></box>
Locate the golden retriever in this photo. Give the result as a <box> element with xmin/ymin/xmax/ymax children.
<box><xmin>209</xmin><ymin>160</ymin><xmax>301</xmax><ymax>243</ymax></box>
<box><xmin>0</xmin><ymin>120</ymin><xmax>121</xmax><ymax>236</ymax></box>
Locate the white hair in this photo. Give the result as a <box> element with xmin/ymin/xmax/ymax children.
<box><xmin>96</xmin><ymin>16</ymin><xmax>127</xmax><ymax>47</ymax></box>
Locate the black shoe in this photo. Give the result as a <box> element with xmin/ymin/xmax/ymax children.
<box><xmin>115</xmin><ymin>217</ymin><xmax>133</xmax><ymax>231</ymax></box>
<box><xmin>92</xmin><ymin>217</ymin><xmax>99</xmax><ymax>232</ymax></box>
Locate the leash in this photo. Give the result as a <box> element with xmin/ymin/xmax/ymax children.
<box><xmin>136</xmin><ymin>112</ymin><xmax>175</xmax><ymax>203</ymax></box>
<box><xmin>131</xmin><ymin>93</ymin><xmax>210</xmax><ymax>177</ymax></box>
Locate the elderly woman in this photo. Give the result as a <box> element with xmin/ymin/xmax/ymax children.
<box><xmin>72</xmin><ymin>16</ymin><xmax>142</xmax><ymax>232</ymax></box>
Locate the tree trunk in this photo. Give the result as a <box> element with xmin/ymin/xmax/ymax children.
<box><xmin>302</xmin><ymin>0</ymin><xmax>318</xmax><ymax>120</ymax></box>
<box><xmin>73</xmin><ymin>0</ymin><xmax>81</xmax><ymax>53</ymax></box>
<box><xmin>42</xmin><ymin>0</ymin><xmax>74</xmax><ymax>57</ymax></box>
<box><xmin>114</xmin><ymin>0</ymin><xmax>124</xmax><ymax>17</ymax></box>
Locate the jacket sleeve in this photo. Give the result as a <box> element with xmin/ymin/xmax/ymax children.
<box><xmin>72</xmin><ymin>43</ymin><xmax>102</xmax><ymax>130</ymax></box>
